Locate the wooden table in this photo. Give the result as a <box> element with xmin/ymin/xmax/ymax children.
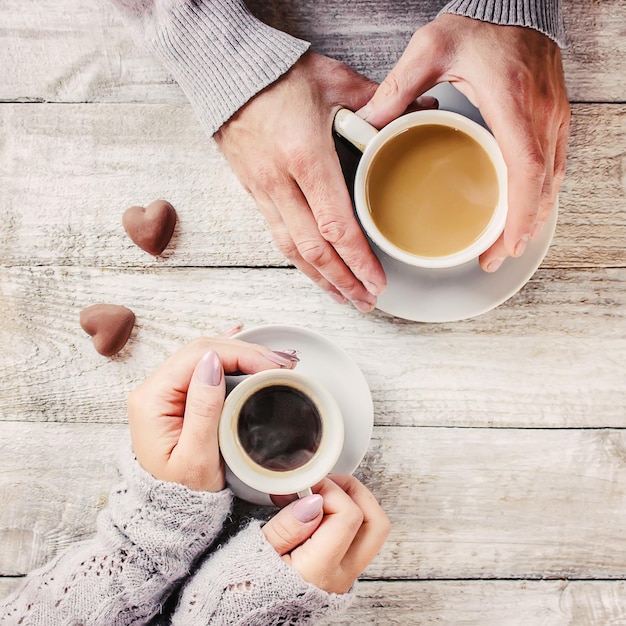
<box><xmin>1</xmin><ymin>1</ymin><xmax>625</xmax><ymax>623</ymax></box>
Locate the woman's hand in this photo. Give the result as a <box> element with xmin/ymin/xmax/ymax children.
<box><xmin>262</xmin><ymin>475</ymin><xmax>390</xmax><ymax>594</ymax></box>
<box><xmin>127</xmin><ymin>337</ymin><xmax>298</xmax><ymax>492</ymax></box>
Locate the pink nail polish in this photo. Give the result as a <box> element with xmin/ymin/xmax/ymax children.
<box><xmin>197</xmin><ymin>350</ymin><xmax>222</xmax><ymax>386</ymax></box>
<box><xmin>265</xmin><ymin>350</ymin><xmax>299</xmax><ymax>368</ymax></box>
<box><xmin>293</xmin><ymin>494</ymin><xmax>323</xmax><ymax>523</ymax></box>
<box><xmin>221</xmin><ymin>323</ymin><xmax>243</xmax><ymax>337</ymax></box>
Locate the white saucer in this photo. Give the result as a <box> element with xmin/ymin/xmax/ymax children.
<box><xmin>369</xmin><ymin>82</ymin><xmax>558</xmax><ymax>323</ymax></box>
<box><xmin>224</xmin><ymin>324</ymin><xmax>373</xmax><ymax>504</ymax></box>
<box><xmin>374</xmin><ymin>203</ymin><xmax>557</xmax><ymax>323</ymax></box>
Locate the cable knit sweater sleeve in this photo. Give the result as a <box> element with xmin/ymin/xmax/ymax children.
<box><xmin>0</xmin><ymin>453</ymin><xmax>233</xmax><ymax>626</ymax></box>
<box><xmin>109</xmin><ymin>0</ymin><xmax>310</xmax><ymax>136</ymax></box>
<box><xmin>169</xmin><ymin>520</ymin><xmax>354</xmax><ymax>626</ymax></box>
<box><xmin>441</xmin><ymin>0</ymin><xmax>566</xmax><ymax>47</ymax></box>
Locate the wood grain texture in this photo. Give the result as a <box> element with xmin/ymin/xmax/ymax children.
<box><xmin>1</xmin><ymin>265</ymin><xmax>624</xmax><ymax>428</ymax></box>
<box><xmin>320</xmin><ymin>580</ymin><xmax>626</xmax><ymax>626</ymax></box>
<box><xmin>1</xmin><ymin>423</ymin><xmax>625</xmax><ymax>580</ymax></box>
<box><xmin>0</xmin><ymin>577</ymin><xmax>624</xmax><ymax>624</ymax></box>
<box><xmin>0</xmin><ymin>1</ymin><xmax>624</xmax><ymax>103</ymax></box>
<box><xmin>322</xmin><ymin>581</ymin><xmax>626</xmax><ymax>626</ymax></box>
<box><xmin>0</xmin><ymin>103</ymin><xmax>624</xmax><ymax>269</ymax></box>
<box><xmin>1</xmin><ymin>0</ymin><xmax>625</xmax><ymax>621</ymax></box>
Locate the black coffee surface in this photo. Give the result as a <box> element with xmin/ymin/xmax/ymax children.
<box><xmin>238</xmin><ymin>385</ymin><xmax>322</xmax><ymax>471</ymax></box>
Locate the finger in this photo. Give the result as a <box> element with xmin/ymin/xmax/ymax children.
<box><xmin>295</xmin><ymin>134</ymin><xmax>387</xmax><ymax>298</ymax></box>
<box><xmin>356</xmin><ymin>24</ymin><xmax>444</xmax><ymax>128</ymax></box>
<box><xmin>530</xmin><ymin>123</ymin><xmax>560</xmax><ymax>241</ymax></box>
<box><xmin>480</xmin><ymin>100</ymin><xmax>547</xmax><ymax>258</ymax></box>
<box><xmin>273</xmin><ymin>180</ymin><xmax>377</xmax><ymax>313</ymax></box>
<box><xmin>535</xmin><ymin>116</ymin><xmax>570</xmax><ymax>241</ymax></box>
<box><xmin>141</xmin><ymin>338</ymin><xmax>300</xmax><ymax>404</ymax></box>
<box><xmin>289</xmin><ymin>478</ymin><xmax>365</xmax><ymax>567</ymax></box>
<box><xmin>175</xmin><ymin>350</ymin><xmax>224</xmax><ymax>461</ymax></box>
<box><xmin>478</xmin><ymin>232</ymin><xmax>508</xmax><ymax>273</ymax></box>
<box><xmin>328</xmin><ymin>475</ymin><xmax>391</xmax><ymax>576</ymax></box>
<box><xmin>263</xmin><ymin>494</ymin><xmax>324</xmax><ymax>556</ymax></box>
<box><xmin>220</xmin><ymin>323</ymin><xmax>244</xmax><ymax>338</ymax></box>
<box><xmin>256</xmin><ymin>191</ymin><xmax>348</xmax><ymax>304</ymax></box>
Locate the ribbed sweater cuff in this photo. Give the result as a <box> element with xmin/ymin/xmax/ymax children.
<box><xmin>440</xmin><ymin>0</ymin><xmax>566</xmax><ymax>47</ymax></box>
<box><xmin>140</xmin><ymin>0</ymin><xmax>310</xmax><ymax>135</ymax></box>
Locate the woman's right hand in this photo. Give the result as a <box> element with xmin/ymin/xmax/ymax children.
<box><xmin>262</xmin><ymin>475</ymin><xmax>390</xmax><ymax>594</ymax></box>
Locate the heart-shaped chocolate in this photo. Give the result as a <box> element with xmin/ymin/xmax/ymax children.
<box><xmin>122</xmin><ymin>199</ymin><xmax>177</xmax><ymax>256</ymax></box>
<box><xmin>79</xmin><ymin>304</ymin><xmax>136</xmax><ymax>356</ymax></box>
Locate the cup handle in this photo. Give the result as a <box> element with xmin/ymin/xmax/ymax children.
<box><xmin>333</xmin><ymin>108</ymin><xmax>379</xmax><ymax>153</ymax></box>
<box><xmin>297</xmin><ymin>487</ymin><xmax>314</xmax><ymax>499</ymax></box>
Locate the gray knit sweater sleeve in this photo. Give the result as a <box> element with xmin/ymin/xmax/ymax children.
<box><xmin>110</xmin><ymin>0</ymin><xmax>310</xmax><ymax>135</ymax></box>
<box><xmin>0</xmin><ymin>454</ymin><xmax>233</xmax><ymax>625</ymax></box>
<box><xmin>440</xmin><ymin>0</ymin><xmax>566</xmax><ymax>47</ymax></box>
<box><xmin>169</xmin><ymin>521</ymin><xmax>354</xmax><ymax>625</ymax></box>
<box><xmin>110</xmin><ymin>1</ymin><xmax>563</xmax><ymax>138</ymax></box>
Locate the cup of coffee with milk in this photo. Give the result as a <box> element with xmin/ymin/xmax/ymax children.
<box><xmin>333</xmin><ymin>108</ymin><xmax>508</xmax><ymax>268</ymax></box>
<box><xmin>219</xmin><ymin>370</ymin><xmax>344</xmax><ymax>498</ymax></box>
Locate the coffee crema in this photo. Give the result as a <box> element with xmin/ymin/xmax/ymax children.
<box><xmin>366</xmin><ymin>124</ymin><xmax>499</xmax><ymax>258</ymax></box>
<box><xmin>237</xmin><ymin>385</ymin><xmax>323</xmax><ymax>472</ymax></box>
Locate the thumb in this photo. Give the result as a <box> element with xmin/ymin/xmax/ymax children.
<box><xmin>356</xmin><ymin>25</ymin><xmax>444</xmax><ymax>128</ymax></box>
<box><xmin>263</xmin><ymin>494</ymin><xmax>324</xmax><ymax>556</ymax></box>
<box><xmin>176</xmin><ymin>350</ymin><xmax>225</xmax><ymax>458</ymax></box>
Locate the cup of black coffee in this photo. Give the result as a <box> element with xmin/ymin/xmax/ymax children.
<box><xmin>218</xmin><ymin>370</ymin><xmax>345</xmax><ymax>497</ymax></box>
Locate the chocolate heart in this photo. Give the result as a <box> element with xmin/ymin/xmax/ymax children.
<box><xmin>79</xmin><ymin>304</ymin><xmax>136</xmax><ymax>356</ymax></box>
<box><xmin>122</xmin><ymin>199</ymin><xmax>177</xmax><ymax>256</ymax></box>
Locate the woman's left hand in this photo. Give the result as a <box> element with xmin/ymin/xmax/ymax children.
<box><xmin>127</xmin><ymin>337</ymin><xmax>298</xmax><ymax>492</ymax></box>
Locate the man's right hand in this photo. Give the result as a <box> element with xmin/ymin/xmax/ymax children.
<box><xmin>215</xmin><ymin>52</ymin><xmax>387</xmax><ymax>312</ymax></box>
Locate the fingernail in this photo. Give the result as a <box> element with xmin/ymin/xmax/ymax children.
<box><xmin>265</xmin><ymin>350</ymin><xmax>300</xmax><ymax>368</ymax></box>
<box><xmin>416</xmin><ymin>95</ymin><xmax>438</xmax><ymax>109</ymax></box>
<box><xmin>328</xmin><ymin>291</ymin><xmax>347</xmax><ymax>305</ymax></box>
<box><xmin>485</xmin><ymin>257</ymin><xmax>505</xmax><ymax>273</ymax></box>
<box><xmin>197</xmin><ymin>350</ymin><xmax>222</xmax><ymax>386</ymax></box>
<box><xmin>530</xmin><ymin>221</ymin><xmax>545</xmax><ymax>240</ymax></box>
<box><xmin>279</xmin><ymin>349</ymin><xmax>299</xmax><ymax>357</ymax></box>
<box><xmin>514</xmin><ymin>235</ymin><xmax>529</xmax><ymax>257</ymax></box>
<box><xmin>353</xmin><ymin>299</ymin><xmax>376</xmax><ymax>313</ymax></box>
<box><xmin>356</xmin><ymin>104</ymin><xmax>372</xmax><ymax>121</ymax></box>
<box><xmin>293</xmin><ymin>494</ymin><xmax>323</xmax><ymax>523</ymax></box>
<box><xmin>221</xmin><ymin>323</ymin><xmax>243</xmax><ymax>337</ymax></box>
<box><xmin>364</xmin><ymin>280</ymin><xmax>384</xmax><ymax>297</ymax></box>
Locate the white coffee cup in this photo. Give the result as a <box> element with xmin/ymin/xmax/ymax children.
<box><xmin>333</xmin><ymin>108</ymin><xmax>508</xmax><ymax>269</ymax></box>
<box><xmin>219</xmin><ymin>369</ymin><xmax>344</xmax><ymax>497</ymax></box>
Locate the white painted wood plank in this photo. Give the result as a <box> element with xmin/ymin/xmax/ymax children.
<box><xmin>1</xmin><ymin>424</ymin><xmax>625</xmax><ymax>580</ymax></box>
<box><xmin>0</xmin><ymin>0</ymin><xmax>180</xmax><ymax>104</ymax></box>
<box><xmin>0</xmin><ymin>1</ymin><xmax>623</xmax><ymax>103</ymax></box>
<box><xmin>0</xmin><ymin>423</ymin><xmax>125</xmax><ymax>576</ymax></box>
<box><xmin>1</xmin><ymin>266</ymin><xmax>624</xmax><ymax>428</ymax></box>
<box><xmin>0</xmin><ymin>104</ymin><xmax>624</xmax><ymax>269</ymax></box>
<box><xmin>1</xmin><ymin>579</ymin><xmax>624</xmax><ymax>624</ymax></box>
<box><xmin>323</xmin><ymin>581</ymin><xmax>626</xmax><ymax>625</ymax></box>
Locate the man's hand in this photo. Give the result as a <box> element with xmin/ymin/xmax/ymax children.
<box><xmin>215</xmin><ymin>52</ymin><xmax>387</xmax><ymax>312</ymax></box>
<box><xmin>357</xmin><ymin>14</ymin><xmax>571</xmax><ymax>272</ymax></box>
